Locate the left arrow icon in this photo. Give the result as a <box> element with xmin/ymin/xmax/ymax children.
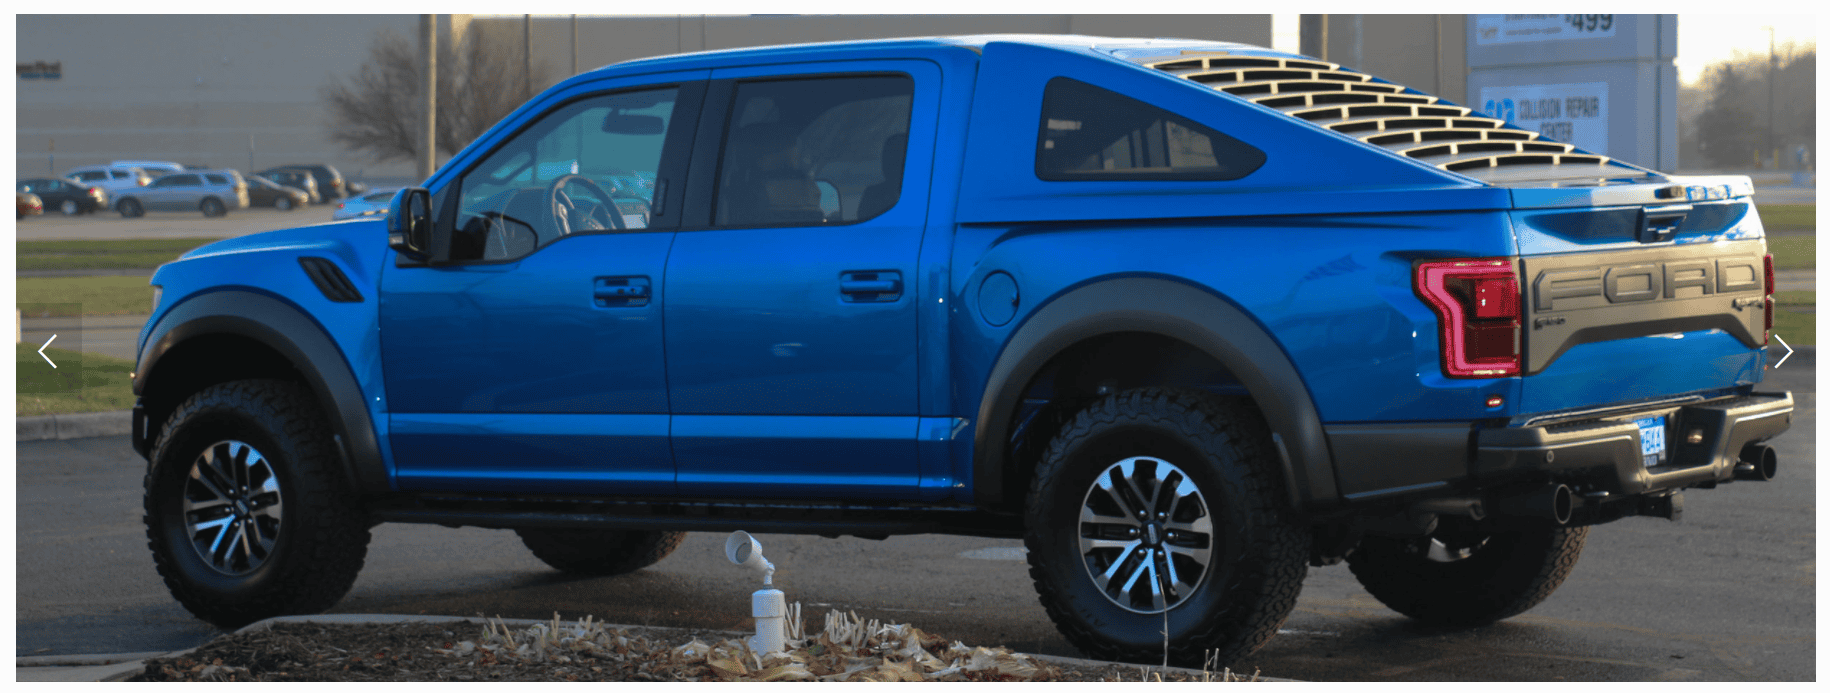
<box><xmin>39</xmin><ymin>334</ymin><xmax>58</xmax><ymax>368</ymax></box>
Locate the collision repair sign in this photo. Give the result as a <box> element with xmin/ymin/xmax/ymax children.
<box><xmin>1479</xmin><ymin>81</ymin><xmax>1609</xmax><ymax>156</ymax></box>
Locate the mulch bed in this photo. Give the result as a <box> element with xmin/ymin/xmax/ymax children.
<box><xmin>128</xmin><ymin>613</ymin><xmax>1264</xmax><ymax>682</ymax></box>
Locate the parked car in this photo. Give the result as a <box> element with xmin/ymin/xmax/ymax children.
<box><xmin>17</xmin><ymin>191</ymin><xmax>43</xmax><ymax>219</ymax></box>
<box><xmin>330</xmin><ymin>187</ymin><xmax>402</xmax><ymax>220</ymax></box>
<box><xmin>271</xmin><ymin>163</ymin><xmax>347</xmax><ymax>203</ymax></box>
<box><xmin>114</xmin><ymin>169</ymin><xmax>249</xmax><ymax>217</ymax></box>
<box><xmin>112</xmin><ymin>160</ymin><xmax>186</xmax><ymax>179</ymax></box>
<box><xmin>254</xmin><ymin>168</ymin><xmax>320</xmax><ymax>204</ymax></box>
<box><xmin>244</xmin><ymin>175</ymin><xmax>310</xmax><ymax>211</ymax></box>
<box><xmin>130</xmin><ymin>35</ymin><xmax>1793</xmax><ymax>669</ymax></box>
<box><xmin>65</xmin><ymin>165</ymin><xmax>153</xmax><ymax>195</ymax></box>
<box><xmin>18</xmin><ymin>176</ymin><xmax>109</xmax><ymax>215</ymax></box>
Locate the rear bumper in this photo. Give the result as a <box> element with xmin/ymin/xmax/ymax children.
<box><xmin>1474</xmin><ymin>392</ymin><xmax>1793</xmax><ymax>495</ymax></box>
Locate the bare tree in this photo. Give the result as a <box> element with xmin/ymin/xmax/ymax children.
<box><xmin>1683</xmin><ymin>41</ymin><xmax>1815</xmax><ymax>169</ymax></box>
<box><xmin>323</xmin><ymin>25</ymin><xmax>549</xmax><ymax>164</ymax></box>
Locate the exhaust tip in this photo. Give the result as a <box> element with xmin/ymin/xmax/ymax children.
<box><xmin>1735</xmin><ymin>444</ymin><xmax>1778</xmax><ymax>481</ymax></box>
<box><xmin>1550</xmin><ymin>484</ymin><xmax>1574</xmax><ymax>525</ymax></box>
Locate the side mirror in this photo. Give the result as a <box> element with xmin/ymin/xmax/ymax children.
<box><xmin>387</xmin><ymin>187</ymin><xmax>433</xmax><ymax>261</ymax></box>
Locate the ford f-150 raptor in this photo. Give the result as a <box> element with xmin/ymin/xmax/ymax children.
<box><xmin>133</xmin><ymin>35</ymin><xmax>1792</xmax><ymax>666</ymax></box>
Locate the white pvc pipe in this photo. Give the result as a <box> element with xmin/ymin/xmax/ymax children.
<box><xmin>750</xmin><ymin>587</ymin><xmax>786</xmax><ymax>655</ymax></box>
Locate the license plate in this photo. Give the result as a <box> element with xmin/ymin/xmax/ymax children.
<box><xmin>1636</xmin><ymin>416</ymin><xmax>1668</xmax><ymax>468</ymax></box>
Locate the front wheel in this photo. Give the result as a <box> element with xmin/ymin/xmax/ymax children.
<box><xmin>1024</xmin><ymin>388</ymin><xmax>1308</xmax><ymax>668</ymax></box>
<box><xmin>516</xmin><ymin>528</ymin><xmax>686</xmax><ymax>576</ymax></box>
<box><xmin>1346</xmin><ymin>519</ymin><xmax>1587</xmax><ymax>626</ymax></box>
<box><xmin>144</xmin><ymin>380</ymin><xmax>371</xmax><ymax>628</ymax></box>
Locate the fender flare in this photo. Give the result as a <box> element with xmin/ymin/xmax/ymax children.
<box><xmin>972</xmin><ymin>276</ymin><xmax>1339</xmax><ymax>513</ymax></box>
<box><xmin>136</xmin><ymin>290</ymin><xmax>388</xmax><ymax>496</ymax></box>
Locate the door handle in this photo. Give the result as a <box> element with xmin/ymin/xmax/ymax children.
<box><xmin>840</xmin><ymin>271</ymin><xmax>902</xmax><ymax>302</ymax></box>
<box><xmin>594</xmin><ymin>276</ymin><xmax>651</xmax><ymax>307</ymax></box>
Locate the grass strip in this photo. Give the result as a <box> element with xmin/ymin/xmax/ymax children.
<box><xmin>1767</xmin><ymin>235</ymin><xmax>1814</xmax><ymax>271</ymax></box>
<box><xmin>1771</xmin><ymin>310</ymin><xmax>1815</xmax><ymax>347</ymax></box>
<box><xmin>17</xmin><ymin>276</ymin><xmax>155</xmax><ymax>317</ymax></box>
<box><xmin>16</xmin><ymin>344</ymin><xmax>137</xmax><ymax>416</ymax></box>
<box><xmin>1758</xmin><ymin>204</ymin><xmax>1815</xmax><ymax>232</ymax></box>
<box><xmin>17</xmin><ymin>237</ymin><xmax>215</xmax><ymax>271</ymax></box>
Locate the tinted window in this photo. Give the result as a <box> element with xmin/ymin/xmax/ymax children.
<box><xmin>74</xmin><ymin>171</ymin><xmax>105</xmax><ymax>182</ymax></box>
<box><xmin>205</xmin><ymin>174</ymin><xmax>229</xmax><ymax>185</ymax></box>
<box><xmin>1036</xmin><ymin>77</ymin><xmax>1264</xmax><ymax>181</ymax></box>
<box><xmin>452</xmin><ymin>86</ymin><xmax>679</xmax><ymax>262</ymax></box>
<box><xmin>714</xmin><ymin>74</ymin><xmax>913</xmax><ymax>227</ymax></box>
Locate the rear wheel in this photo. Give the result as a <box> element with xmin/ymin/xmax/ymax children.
<box><xmin>516</xmin><ymin>528</ymin><xmax>687</xmax><ymax>576</ymax></box>
<box><xmin>118</xmin><ymin>198</ymin><xmax>143</xmax><ymax>217</ymax></box>
<box><xmin>1346</xmin><ymin>518</ymin><xmax>1587</xmax><ymax>626</ymax></box>
<box><xmin>1024</xmin><ymin>388</ymin><xmax>1308</xmax><ymax>667</ymax></box>
<box><xmin>144</xmin><ymin>380</ymin><xmax>371</xmax><ymax>628</ymax></box>
<box><xmin>60</xmin><ymin>199</ymin><xmax>81</xmax><ymax>215</ymax></box>
<box><xmin>275</xmin><ymin>196</ymin><xmax>294</xmax><ymax>211</ymax></box>
<box><xmin>200</xmin><ymin>198</ymin><xmax>226</xmax><ymax>217</ymax></box>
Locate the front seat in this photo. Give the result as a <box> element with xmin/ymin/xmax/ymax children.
<box><xmin>721</xmin><ymin>123</ymin><xmax>825</xmax><ymax>226</ymax></box>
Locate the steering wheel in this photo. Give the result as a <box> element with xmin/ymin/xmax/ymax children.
<box><xmin>546</xmin><ymin>174</ymin><xmax>623</xmax><ymax>235</ymax></box>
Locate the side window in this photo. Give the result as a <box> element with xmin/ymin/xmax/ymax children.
<box><xmin>450</xmin><ymin>86</ymin><xmax>679</xmax><ymax>262</ymax></box>
<box><xmin>205</xmin><ymin>174</ymin><xmax>228</xmax><ymax>185</ymax></box>
<box><xmin>1036</xmin><ymin>77</ymin><xmax>1264</xmax><ymax>181</ymax></box>
<box><xmin>714</xmin><ymin>74</ymin><xmax>912</xmax><ymax>227</ymax></box>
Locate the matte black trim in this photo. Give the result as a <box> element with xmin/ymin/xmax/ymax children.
<box><xmin>370</xmin><ymin>494</ymin><xmax>1024</xmax><ymax>538</ymax></box>
<box><xmin>135</xmin><ymin>291</ymin><xmax>388</xmax><ymax>496</ymax></box>
<box><xmin>1326</xmin><ymin>422</ymin><xmax>1473</xmax><ymax>498</ymax></box>
<box><xmin>1522</xmin><ymin>240</ymin><xmax>1766</xmax><ymax>374</ymax></box>
<box><xmin>679</xmin><ymin>79</ymin><xmax>733</xmax><ymax>231</ymax></box>
<box><xmin>298</xmin><ymin>257</ymin><xmax>364</xmax><ymax>303</ymax></box>
<box><xmin>1473</xmin><ymin>392</ymin><xmax>1791</xmax><ymax>496</ymax></box>
<box><xmin>972</xmin><ymin>277</ymin><xmax>1337</xmax><ymax>513</ymax></box>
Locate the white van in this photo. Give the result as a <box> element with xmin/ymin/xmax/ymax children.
<box><xmin>111</xmin><ymin>160</ymin><xmax>187</xmax><ymax>179</ymax></box>
<box><xmin>64</xmin><ymin>165</ymin><xmax>152</xmax><ymax>195</ymax></box>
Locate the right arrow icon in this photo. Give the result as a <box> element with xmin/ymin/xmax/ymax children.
<box><xmin>1772</xmin><ymin>334</ymin><xmax>1794</xmax><ymax>369</ymax></box>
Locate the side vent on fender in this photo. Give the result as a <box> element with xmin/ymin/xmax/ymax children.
<box><xmin>299</xmin><ymin>257</ymin><xmax>365</xmax><ymax>303</ymax></box>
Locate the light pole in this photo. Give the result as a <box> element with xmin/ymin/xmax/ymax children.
<box><xmin>1765</xmin><ymin>26</ymin><xmax>1775</xmax><ymax>169</ymax></box>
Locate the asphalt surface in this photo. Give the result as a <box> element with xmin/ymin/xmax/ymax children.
<box><xmin>12</xmin><ymin>350</ymin><xmax>1814</xmax><ymax>681</ymax></box>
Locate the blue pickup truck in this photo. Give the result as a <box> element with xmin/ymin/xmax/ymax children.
<box><xmin>133</xmin><ymin>35</ymin><xmax>1792</xmax><ymax>666</ymax></box>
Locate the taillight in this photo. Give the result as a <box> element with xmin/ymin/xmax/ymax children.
<box><xmin>1415</xmin><ymin>258</ymin><xmax>1521</xmax><ymax>378</ymax></box>
<box><xmin>1763</xmin><ymin>253</ymin><xmax>1774</xmax><ymax>345</ymax></box>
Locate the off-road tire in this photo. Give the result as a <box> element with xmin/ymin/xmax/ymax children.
<box><xmin>144</xmin><ymin>379</ymin><xmax>371</xmax><ymax>628</ymax></box>
<box><xmin>516</xmin><ymin>528</ymin><xmax>687</xmax><ymax>576</ymax></box>
<box><xmin>1346</xmin><ymin>523</ymin><xmax>1588</xmax><ymax>626</ymax></box>
<box><xmin>1024</xmin><ymin>387</ymin><xmax>1308</xmax><ymax>668</ymax></box>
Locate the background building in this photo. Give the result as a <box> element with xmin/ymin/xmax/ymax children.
<box><xmin>16</xmin><ymin>15</ymin><xmax>1276</xmax><ymax>180</ymax></box>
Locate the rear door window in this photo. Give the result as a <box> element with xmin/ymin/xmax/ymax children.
<box><xmin>713</xmin><ymin>75</ymin><xmax>913</xmax><ymax>227</ymax></box>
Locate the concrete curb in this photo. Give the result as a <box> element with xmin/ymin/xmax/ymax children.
<box><xmin>16</xmin><ymin>410</ymin><xmax>133</xmax><ymax>442</ymax></box>
<box><xmin>13</xmin><ymin>614</ymin><xmax>1298</xmax><ymax>682</ymax></box>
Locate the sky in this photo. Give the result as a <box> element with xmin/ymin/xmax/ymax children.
<box><xmin>1270</xmin><ymin>14</ymin><xmax>1814</xmax><ymax>84</ymax></box>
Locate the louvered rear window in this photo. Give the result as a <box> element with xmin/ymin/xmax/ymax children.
<box><xmin>1138</xmin><ymin>52</ymin><xmax>1635</xmax><ymax>184</ymax></box>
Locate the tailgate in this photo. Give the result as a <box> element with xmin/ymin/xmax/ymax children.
<box><xmin>1510</xmin><ymin>176</ymin><xmax>1771</xmax><ymax>416</ymax></box>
